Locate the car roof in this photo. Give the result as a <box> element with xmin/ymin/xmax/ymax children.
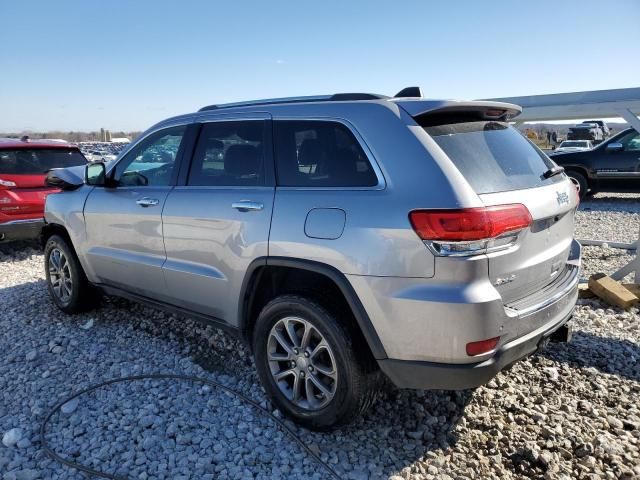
<box><xmin>146</xmin><ymin>94</ymin><xmax>522</xmax><ymax>135</ymax></box>
<box><xmin>0</xmin><ymin>138</ymin><xmax>80</xmax><ymax>150</ymax></box>
<box><xmin>197</xmin><ymin>94</ymin><xmax>522</xmax><ymax>119</ymax></box>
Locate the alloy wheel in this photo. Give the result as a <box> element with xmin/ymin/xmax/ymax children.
<box><xmin>267</xmin><ymin>316</ymin><xmax>338</xmax><ymax>410</ymax></box>
<box><xmin>48</xmin><ymin>248</ymin><xmax>73</xmax><ymax>303</ymax></box>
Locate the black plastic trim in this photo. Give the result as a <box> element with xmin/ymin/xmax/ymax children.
<box><xmin>176</xmin><ymin>123</ymin><xmax>202</xmax><ymax>186</ymax></box>
<box><xmin>238</xmin><ymin>257</ymin><xmax>387</xmax><ymax>359</ymax></box>
<box><xmin>96</xmin><ymin>284</ymin><xmax>241</xmax><ymax>337</ymax></box>
<box><xmin>328</xmin><ymin>93</ymin><xmax>387</xmax><ymax>101</ymax></box>
<box><xmin>0</xmin><ymin>219</ymin><xmax>44</xmax><ymax>242</ymax></box>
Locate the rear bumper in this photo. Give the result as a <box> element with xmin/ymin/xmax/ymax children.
<box><xmin>0</xmin><ymin>218</ymin><xmax>45</xmax><ymax>242</ymax></box>
<box><xmin>352</xmin><ymin>239</ymin><xmax>581</xmax><ymax>390</ymax></box>
<box><xmin>378</xmin><ymin>310</ymin><xmax>573</xmax><ymax>390</ymax></box>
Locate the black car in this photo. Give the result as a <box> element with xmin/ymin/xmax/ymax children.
<box><xmin>550</xmin><ymin>128</ymin><xmax>640</xmax><ymax>199</ymax></box>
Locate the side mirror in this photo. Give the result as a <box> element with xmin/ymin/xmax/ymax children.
<box><xmin>86</xmin><ymin>162</ymin><xmax>107</xmax><ymax>186</ymax></box>
<box><xmin>46</xmin><ymin>167</ymin><xmax>85</xmax><ymax>191</ymax></box>
<box><xmin>606</xmin><ymin>142</ymin><xmax>624</xmax><ymax>152</ymax></box>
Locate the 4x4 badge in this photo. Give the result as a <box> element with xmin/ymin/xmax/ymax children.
<box><xmin>556</xmin><ymin>191</ymin><xmax>569</xmax><ymax>206</ymax></box>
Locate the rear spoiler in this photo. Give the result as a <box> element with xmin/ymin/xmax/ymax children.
<box><xmin>393</xmin><ymin>99</ymin><xmax>522</xmax><ymax>122</ymax></box>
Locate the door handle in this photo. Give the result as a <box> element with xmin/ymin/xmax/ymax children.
<box><xmin>232</xmin><ymin>201</ymin><xmax>264</xmax><ymax>212</ymax></box>
<box><xmin>136</xmin><ymin>197</ymin><xmax>160</xmax><ymax>207</ymax></box>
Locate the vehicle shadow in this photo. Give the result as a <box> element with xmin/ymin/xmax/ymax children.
<box><xmin>0</xmin><ymin>279</ymin><xmax>471</xmax><ymax>479</ymax></box>
<box><xmin>100</xmin><ymin>295</ymin><xmax>473</xmax><ymax>477</ymax></box>
<box><xmin>540</xmin><ymin>329</ymin><xmax>640</xmax><ymax>382</ymax></box>
<box><xmin>0</xmin><ymin>239</ymin><xmax>41</xmax><ymax>259</ymax></box>
<box><xmin>580</xmin><ymin>194</ymin><xmax>640</xmax><ymax>214</ymax></box>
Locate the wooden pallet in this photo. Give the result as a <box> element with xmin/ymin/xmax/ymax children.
<box><xmin>586</xmin><ymin>273</ymin><xmax>639</xmax><ymax>310</ymax></box>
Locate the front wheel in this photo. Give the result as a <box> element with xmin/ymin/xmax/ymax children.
<box><xmin>44</xmin><ymin>234</ymin><xmax>100</xmax><ymax>314</ymax></box>
<box><xmin>253</xmin><ymin>295</ymin><xmax>382</xmax><ymax>430</ymax></box>
<box><xmin>566</xmin><ymin>171</ymin><xmax>588</xmax><ymax>200</ymax></box>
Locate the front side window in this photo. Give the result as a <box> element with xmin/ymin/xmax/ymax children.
<box><xmin>619</xmin><ymin>131</ymin><xmax>640</xmax><ymax>151</ymax></box>
<box><xmin>116</xmin><ymin>126</ymin><xmax>186</xmax><ymax>186</ymax></box>
<box><xmin>274</xmin><ymin>121</ymin><xmax>378</xmax><ymax>187</ymax></box>
<box><xmin>187</xmin><ymin>121</ymin><xmax>265</xmax><ymax>186</ymax></box>
<box><xmin>0</xmin><ymin>148</ymin><xmax>86</xmax><ymax>174</ymax></box>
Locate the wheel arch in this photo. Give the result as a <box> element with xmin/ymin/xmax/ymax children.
<box><xmin>563</xmin><ymin>165</ymin><xmax>591</xmax><ymax>181</ymax></box>
<box><xmin>238</xmin><ymin>257</ymin><xmax>387</xmax><ymax>360</ymax></box>
<box><xmin>41</xmin><ymin>223</ymin><xmax>74</xmax><ymax>251</ymax></box>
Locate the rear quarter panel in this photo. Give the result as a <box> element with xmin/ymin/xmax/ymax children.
<box><xmin>267</xmin><ymin>102</ymin><xmax>479</xmax><ymax>278</ymax></box>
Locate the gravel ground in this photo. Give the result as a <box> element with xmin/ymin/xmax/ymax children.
<box><xmin>1</xmin><ymin>194</ymin><xmax>639</xmax><ymax>480</ymax></box>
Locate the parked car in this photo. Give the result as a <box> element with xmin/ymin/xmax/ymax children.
<box><xmin>42</xmin><ymin>90</ymin><xmax>580</xmax><ymax>429</ymax></box>
<box><xmin>0</xmin><ymin>139</ymin><xmax>87</xmax><ymax>242</ymax></box>
<box><xmin>550</xmin><ymin>127</ymin><xmax>640</xmax><ymax>199</ymax></box>
<box><xmin>581</xmin><ymin>120</ymin><xmax>610</xmax><ymax>138</ymax></box>
<box><xmin>85</xmin><ymin>150</ymin><xmax>117</xmax><ymax>163</ymax></box>
<box><xmin>554</xmin><ymin>140</ymin><xmax>593</xmax><ymax>153</ymax></box>
<box><xmin>567</xmin><ymin>123</ymin><xmax>603</xmax><ymax>143</ymax></box>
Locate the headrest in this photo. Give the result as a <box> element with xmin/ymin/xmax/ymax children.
<box><xmin>225</xmin><ymin>144</ymin><xmax>260</xmax><ymax>176</ymax></box>
<box><xmin>298</xmin><ymin>139</ymin><xmax>324</xmax><ymax>164</ymax></box>
<box><xmin>205</xmin><ymin>138</ymin><xmax>224</xmax><ymax>151</ymax></box>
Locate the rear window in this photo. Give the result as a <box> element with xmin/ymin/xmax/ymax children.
<box><xmin>0</xmin><ymin>149</ymin><xmax>86</xmax><ymax>175</ymax></box>
<box><xmin>423</xmin><ymin>121</ymin><xmax>560</xmax><ymax>194</ymax></box>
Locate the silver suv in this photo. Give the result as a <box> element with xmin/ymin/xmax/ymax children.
<box><xmin>42</xmin><ymin>88</ymin><xmax>581</xmax><ymax>429</ymax></box>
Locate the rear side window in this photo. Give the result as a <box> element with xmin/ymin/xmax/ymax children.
<box><xmin>423</xmin><ymin>121</ymin><xmax>560</xmax><ymax>194</ymax></box>
<box><xmin>188</xmin><ymin>121</ymin><xmax>265</xmax><ymax>186</ymax></box>
<box><xmin>0</xmin><ymin>149</ymin><xmax>86</xmax><ymax>174</ymax></box>
<box><xmin>274</xmin><ymin>121</ymin><xmax>378</xmax><ymax>187</ymax></box>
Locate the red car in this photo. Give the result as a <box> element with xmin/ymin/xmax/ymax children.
<box><xmin>0</xmin><ymin>138</ymin><xmax>87</xmax><ymax>242</ymax></box>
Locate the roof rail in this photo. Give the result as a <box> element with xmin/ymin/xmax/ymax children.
<box><xmin>198</xmin><ymin>92</ymin><xmax>389</xmax><ymax>112</ymax></box>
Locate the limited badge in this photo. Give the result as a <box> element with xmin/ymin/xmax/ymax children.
<box><xmin>556</xmin><ymin>191</ymin><xmax>569</xmax><ymax>206</ymax></box>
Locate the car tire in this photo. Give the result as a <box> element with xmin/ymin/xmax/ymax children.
<box><xmin>566</xmin><ymin>171</ymin><xmax>588</xmax><ymax>200</ymax></box>
<box><xmin>253</xmin><ymin>294</ymin><xmax>382</xmax><ymax>430</ymax></box>
<box><xmin>44</xmin><ymin>234</ymin><xmax>100</xmax><ymax>314</ymax></box>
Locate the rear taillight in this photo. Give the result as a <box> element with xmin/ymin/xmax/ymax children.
<box><xmin>409</xmin><ymin>204</ymin><xmax>532</xmax><ymax>256</ymax></box>
<box><xmin>0</xmin><ymin>178</ymin><xmax>17</xmax><ymax>188</ymax></box>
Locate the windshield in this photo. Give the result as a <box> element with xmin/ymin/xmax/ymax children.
<box><xmin>424</xmin><ymin>121</ymin><xmax>561</xmax><ymax>194</ymax></box>
<box><xmin>0</xmin><ymin>148</ymin><xmax>87</xmax><ymax>175</ymax></box>
<box><xmin>560</xmin><ymin>141</ymin><xmax>586</xmax><ymax>147</ymax></box>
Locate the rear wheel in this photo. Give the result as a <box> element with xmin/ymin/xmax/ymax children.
<box><xmin>44</xmin><ymin>234</ymin><xmax>100</xmax><ymax>313</ymax></box>
<box><xmin>566</xmin><ymin>171</ymin><xmax>588</xmax><ymax>200</ymax></box>
<box><xmin>253</xmin><ymin>295</ymin><xmax>382</xmax><ymax>430</ymax></box>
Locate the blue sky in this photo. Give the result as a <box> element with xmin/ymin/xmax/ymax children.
<box><xmin>1</xmin><ymin>0</ymin><xmax>638</xmax><ymax>131</ymax></box>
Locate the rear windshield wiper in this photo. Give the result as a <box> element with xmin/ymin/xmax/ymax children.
<box><xmin>541</xmin><ymin>166</ymin><xmax>565</xmax><ymax>179</ymax></box>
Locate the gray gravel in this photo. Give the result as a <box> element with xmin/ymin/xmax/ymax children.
<box><xmin>1</xmin><ymin>194</ymin><xmax>640</xmax><ymax>479</ymax></box>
